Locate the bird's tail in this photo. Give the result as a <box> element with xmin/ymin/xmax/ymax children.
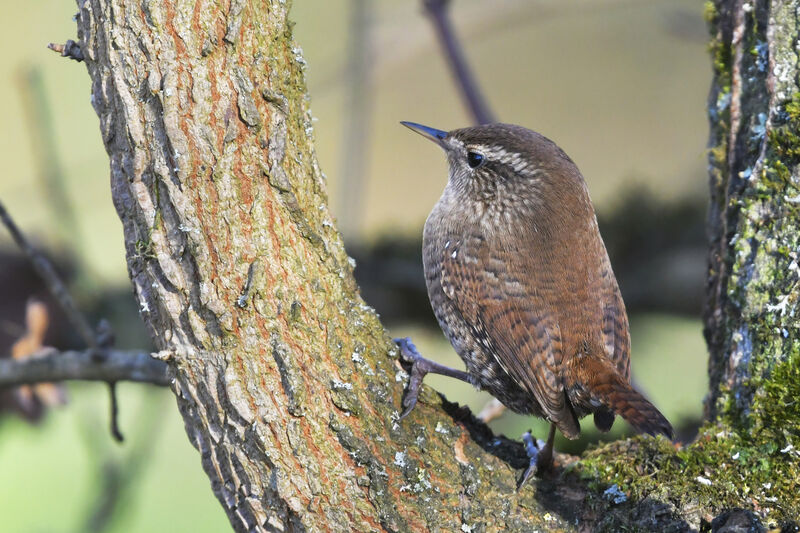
<box><xmin>568</xmin><ymin>355</ymin><xmax>673</xmax><ymax>438</ymax></box>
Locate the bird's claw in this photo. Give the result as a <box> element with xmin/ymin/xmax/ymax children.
<box><xmin>518</xmin><ymin>431</ymin><xmax>540</xmax><ymax>490</ymax></box>
<box><xmin>517</xmin><ymin>430</ymin><xmax>550</xmax><ymax>490</ymax></box>
<box><xmin>399</xmin><ymin>392</ymin><xmax>418</xmax><ymax>420</ymax></box>
<box><xmin>400</xmin><ymin>364</ymin><xmax>425</xmax><ymax>419</ymax></box>
<box><xmin>393</xmin><ymin>337</ymin><xmax>473</xmax><ymax>420</ymax></box>
<box><xmin>394</xmin><ymin>337</ymin><xmax>424</xmax><ymax>420</ymax></box>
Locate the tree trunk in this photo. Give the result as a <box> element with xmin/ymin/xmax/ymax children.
<box><xmin>703</xmin><ymin>0</ymin><xmax>800</xmax><ymax>427</ymax></box>
<box><xmin>74</xmin><ymin>0</ymin><xmax>799</xmax><ymax>530</ymax></box>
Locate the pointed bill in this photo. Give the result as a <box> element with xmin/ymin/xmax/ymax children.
<box><xmin>400</xmin><ymin>121</ymin><xmax>448</xmax><ymax>147</ymax></box>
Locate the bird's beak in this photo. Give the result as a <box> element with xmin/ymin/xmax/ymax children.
<box><xmin>400</xmin><ymin>121</ymin><xmax>448</xmax><ymax>147</ymax></box>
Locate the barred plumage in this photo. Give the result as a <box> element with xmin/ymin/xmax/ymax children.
<box><xmin>398</xmin><ymin>122</ymin><xmax>672</xmax><ymax>484</ymax></box>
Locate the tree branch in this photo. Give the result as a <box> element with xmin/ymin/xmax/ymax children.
<box><xmin>0</xmin><ymin>348</ymin><xmax>169</xmax><ymax>387</ymax></box>
<box><xmin>424</xmin><ymin>0</ymin><xmax>495</xmax><ymax>124</ymax></box>
<box><xmin>47</xmin><ymin>40</ymin><xmax>85</xmax><ymax>62</ymax></box>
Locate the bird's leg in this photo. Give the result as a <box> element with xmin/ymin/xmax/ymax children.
<box><xmin>517</xmin><ymin>423</ymin><xmax>557</xmax><ymax>490</ymax></box>
<box><xmin>538</xmin><ymin>422</ymin><xmax>557</xmax><ymax>470</ymax></box>
<box><xmin>394</xmin><ymin>337</ymin><xmax>472</xmax><ymax>420</ymax></box>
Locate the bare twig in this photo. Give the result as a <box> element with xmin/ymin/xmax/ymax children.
<box><xmin>96</xmin><ymin>319</ymin><xmax>124</xmax><ymax>441</ymax></box>
<box><xmin>423</xmin><ymin>0</ymin><xmax>496</xmax><ymax>124</ymax></box>
<box><xmin>0</xmin><ymin>348</ymin><xmax>169</xmax><ymax>387</ymax></box>
<box><xmin>47</xmin><ymin>40</ymin><xmax>84</xmax><ymax>62</ymax></box>
<box><xmin>108</xmin><ymin>382</ymin><xmax>124</xmax><ymax>441</ymax></box>
<box><xmin>0</xmin><ymin>199</ymin><xmax>129</xmax><ymax>439</ymax></box>
<box><xmin>0</xmin><ymin>199</ymin><xmax>98</xmax><ymax>348</ymax></box>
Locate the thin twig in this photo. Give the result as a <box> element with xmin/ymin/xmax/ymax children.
<box><xmin>0</xmin><ymin>199</ymin><xmax>98</xmax><ymax>348</ymax></box>
<box><xmin>47</xmin><ymin>40</ymin><xmax>84</xmax><ymax>62</ymax></box>
<box><xmin>0</xmin><ymin>348</ymin><xmax>169</xmax><ymax>387</ymax></box>
<box><xmin>423</xmin><ymin>0</ymin><xmax>496</xmax><ymax>124</ymax></box>
<box><xmin>108</xmin><ymin>382</ymin><xmax>124</xmax><ymax>441</ymax></box>
<box><xmin>96</xmin><ymin>319</ymin><xmax>124</xmax><ymax>442</ymax></box>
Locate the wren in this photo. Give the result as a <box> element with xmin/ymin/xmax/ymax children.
<box><xmin>396</xmin><ymin>122</ymin><xmax>672</xmax><ymax>487</ymax></box>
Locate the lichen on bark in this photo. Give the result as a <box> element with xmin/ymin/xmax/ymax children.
<box><xmin>703</xmin><ymin>0</ymin><xmax>800</xmax><ymax>432</ymax></box>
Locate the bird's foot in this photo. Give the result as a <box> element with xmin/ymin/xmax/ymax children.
<box><xmin>394</xmin><ymin>337</ymin><xmax>427</xmax><ymax>419</ymax></box>
<box><xmin>393</xmin><ymin>337</ymin><xmax>472</xmax><ymax>420</ymax></box>
<box><xmin>517</xmin><ymin>427</ymin><xmax>555</xmax><ymax>490</ymax></box>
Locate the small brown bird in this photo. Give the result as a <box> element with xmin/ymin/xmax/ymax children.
<box><xmin>396</xmin><ymin>122</ymin><xmax>672</xmax><ymax>487</ymax></box>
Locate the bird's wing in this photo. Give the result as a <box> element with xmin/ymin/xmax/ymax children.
<box><xmin>440</xmin><ymin>235</ymin><xmax>580</xmax><ymax>438</ymax></box>
<box><xmin>598</xmin><ymin>260</ymin><xmax>631</xmax><ymax>381</ymax></box>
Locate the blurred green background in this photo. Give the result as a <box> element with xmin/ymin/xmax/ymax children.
<box><xmin>0</xmin><ymin>0</ymin><xmax>709</xmax><ymax>531</ymax></box>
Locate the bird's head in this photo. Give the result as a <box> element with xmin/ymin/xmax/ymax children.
<box><xmin>401</xmin><ymin>121</ymin><xmax>590</xmax><ymax>227</ymax></box>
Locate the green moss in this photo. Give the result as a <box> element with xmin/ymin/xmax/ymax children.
<box><xmin>153</xmin><ymin>208</ymin><xmax>163</xmax><ymax>232</ymax></box>
<box><xmin>709</xmin><ymin>39</ymin><xmax>733</xmax><ymax>85</ymax></box>
<box><xmin>580</xmin><ymin>304</ymin><xmax>800</xmax><ymax>522</ymax></box>
<box><xmin>750</xmin><ymin>348</ymin><xmax>800</xmax><ymax>439</ymax></box>
<box><xmin>767</xmin><ymin>93</ymin><xmax>800</xmax><ymax>167</ymax></box>
<box><xmin>769</xmin><ymin>129</ymin><xmax>800</xmax><ymax>161</ymax></box>
<box><xmin>708</xmin><ymin>141</ymin><xmax>727</xmax><ymax>167</ymax></box>
<box><xmin>786</xmin><ymin>93</ymin><xmax>800</xmax><ymax>123</ymax></box>
<box><xmin>576</xmin><ymin>424</ymin><xmax>800</xmax><ymax>526</ymax></box>
<box><xmin>703</xmin><ymin>1</ymin><xmax>717</xmax><ymax>25</ymax></box>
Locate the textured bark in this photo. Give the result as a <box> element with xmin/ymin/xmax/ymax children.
<box><xmin>703</xmin><ymin>0</ymin><xmax>800</xmax><ymax>423</ymax></box>
<box><xmin>71</xmin><ymin>0</ymin><xmax>800</xmax><ymax>531</ymax></box>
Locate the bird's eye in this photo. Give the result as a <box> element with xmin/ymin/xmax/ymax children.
<box><xmin>467</xmin><ymin>151</ymin><xmax>484</xmax><ymax>169</ymax></box>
